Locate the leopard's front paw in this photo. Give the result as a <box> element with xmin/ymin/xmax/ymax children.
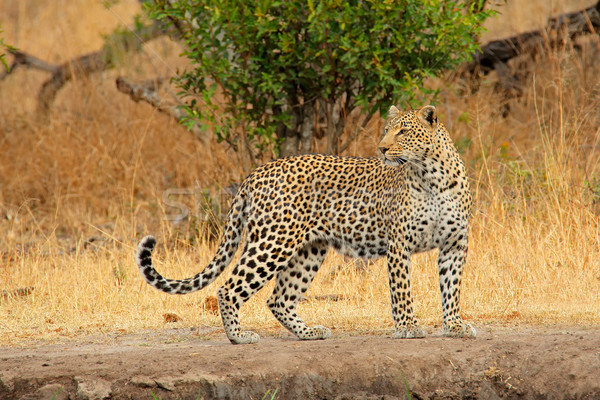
<box><xmin>393</xmin><ymin>324</ymin><xmax>426</xmax><ymax>339</ymax></box>
<box><xmin>444</xmin><ymin>321</ymin><xmax>476</xmax><ymax>338</ymax></box>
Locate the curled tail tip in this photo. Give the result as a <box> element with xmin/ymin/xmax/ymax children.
<box><xmin>137</xmin><ymin>235</ymin><xmax>157</xmax><ymax>268</ymax></box>
<box><xmin>140</xmin><ymin>235</ymin><xmax>157</xmax><ymax>249</ymax></box>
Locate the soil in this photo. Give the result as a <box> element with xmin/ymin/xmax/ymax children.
<box><xmin>0</xmin><ymin>326</ymin><xmax>598</xmax><ymax>400</ymax></box>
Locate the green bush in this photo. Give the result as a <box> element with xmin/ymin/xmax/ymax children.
<box><xmin>147</xmin><ymin>0</ymin><xmax>494</xmax><ymax>165</ymax></box>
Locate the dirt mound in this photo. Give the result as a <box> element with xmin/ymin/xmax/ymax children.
<box><xmin>0</xmin><ymin>326</ymin><xmax>598</xmax><ymax>399</ymax></box>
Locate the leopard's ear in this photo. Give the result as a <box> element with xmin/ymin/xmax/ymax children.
<box><xmin>387</xmin><ymin>105</ymin><xmax>400</xmax><ymax>120</ymax></box>
<box><xmin>418</xmin><ymin>105</ymin><xmax>438</xmax><ymax>129</ymax></box>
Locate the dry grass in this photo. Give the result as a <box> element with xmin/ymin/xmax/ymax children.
<box><xmin>0</xmin><ymin>0</ymin><xmax>599</xmax><ymax>345</ymax></box>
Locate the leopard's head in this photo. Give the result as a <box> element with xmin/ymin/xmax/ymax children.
<box><xmin>378</xmin><ymin>105</ymin><xmax>439</xmax><ymax>168</ymax></box>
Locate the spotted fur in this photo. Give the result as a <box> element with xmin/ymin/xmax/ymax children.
<box><xmin>136</xmin><ymin>105</ymin><xmax>475</xmax><ymax>344</ymax></box>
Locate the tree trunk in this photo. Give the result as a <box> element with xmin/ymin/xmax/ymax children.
<box><xmin>276</xmin><ymin>99</ymin><xmax>317</xmax><ymax>158</ymax></box>
<box><xmin>299</xmin><ymin>103</ymin><xmax>315</xmax><ymax>154</ymax></box>
<box><xmin>279</xmin><ymin>129</ymin><xmax>299</xmax><ymax>158</ymax></box>
<box><xmin>325</xmin><ymin>100</ymin><xmax>342</xmax><ymax>154</ymax></box>
<box><xmin>276</xmin><ymin>102</ymin><xmax>301</xmax><ymax>158</ymax></box>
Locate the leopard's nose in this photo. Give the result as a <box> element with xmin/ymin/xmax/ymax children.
<box><xmin>378</xmin><ymin>146</ymin><xmax>388</xmax><ymax>155</ymax></box>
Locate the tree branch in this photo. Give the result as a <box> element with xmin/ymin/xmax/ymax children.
<box><xmin>0</xmin><ymin>49</ymin><xmax>59</xmax><ymax>80</ymax></box>
<box><xmin>458</xmin><ymin>0</ymin><xmax>600</xmax><ymax>94</ymax></box>
<box><xmin>1</xmin><ymin>22</ymin><xmax>167</xmax><ymax>118</ymax></box>
<box><xmin>115</xmin><ymin>76</ymin><xmax>209</xmax><ymax>144</ymax></box>
<box><xmin>38</xmin><ymin>23</ymin><xmax>166</xmax><ymax>118</ymax></box>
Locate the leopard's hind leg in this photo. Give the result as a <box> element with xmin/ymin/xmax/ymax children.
<box><xmin>267</xmin><ymin>240</ymin><xmax>331</xmax><ymax>340</ymax></box>
<box><xmin>217</xmin><ymin>242</ymin><xmax>292</xmax><ymax>344</ymax></box>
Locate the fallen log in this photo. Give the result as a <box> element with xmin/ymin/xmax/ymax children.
<box><xmin>459</xmin><ymin>0</ymin><xmax>600</xmax><ymax>96</ymax></box>
<box><xmin>1</xmin><ymin>22</ymin><xmax>165</xmax><ymax>119</ymax></box>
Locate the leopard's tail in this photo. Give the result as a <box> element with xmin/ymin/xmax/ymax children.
<box><xmin>136</xmin><ymin>192</ymin><xmax>246</xmax><ymax>295</ymax></box>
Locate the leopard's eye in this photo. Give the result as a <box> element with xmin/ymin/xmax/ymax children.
<box><xmin>396</xmin><ymin>128</ymin><xmax>410</xmax><ymax>137</ymax></box>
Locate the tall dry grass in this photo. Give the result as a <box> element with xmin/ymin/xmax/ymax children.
<box><xmin>0</xmin><ymin>0</ymin><xmax>599</xmax><ymax>344</ymax></box>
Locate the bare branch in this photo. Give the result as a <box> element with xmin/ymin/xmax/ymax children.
<box><xmin>0</xmin><ymin>49</ymin><xmax>59</xmax><ymax>81</ymax></box>
<box><xmin>0</xmin><ymin>21</ymin><xmax>168</xmax><ymax>117</ymax></box>
<box><xmin>458</xmin><ymin>0</ymin><xmax>600</xmax><ymax>94</ymax></box>
<box><xmin>115</xmin><ymin>76</ymin><xmax>209</xmax><ymax>144</ymax></box>
<box><xmin>1</xmin><ymin>287</ymin><xmax>34</xmax><ymax>299</ymax></box>
<box><xmin>36</xmin><ymin>23</ymin><xmax>166</xmax><ymax>118</ymax></box>
<box><xmin>37</xmin><ymin>51</ymin><xmax>110</xmax><ymax>116</ymax></box>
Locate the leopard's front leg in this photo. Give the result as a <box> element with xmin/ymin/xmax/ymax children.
<box><xmin>387</xmin><ymin>242</ymin><xmax>426</xmax><ymax>339</ymax></box>
<box><xmin>438</xmin><ymin>235</ymin><xmax>476</xmax><ymax>338</ymax></box>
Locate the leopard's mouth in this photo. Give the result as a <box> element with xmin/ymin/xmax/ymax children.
<box><xmin>382</xmin><ymin>156</ymin><xmax>407</xmax><ymax>167</ymax></box>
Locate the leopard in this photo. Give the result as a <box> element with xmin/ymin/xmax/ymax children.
<box><xmin>136</xmin><ymin>104</ymin><xmax>476</xmax><ymax>344</ymax></box>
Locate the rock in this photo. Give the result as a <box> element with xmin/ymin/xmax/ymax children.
<box><xmin>130</xmin><ymin>375</ymin><xmax>155</xmax><ymax>388</ymax></box>
<box><xmin>75</xmin><ymin>376</ymin><xmax>112</xmax><ymax>400</ymax></box>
